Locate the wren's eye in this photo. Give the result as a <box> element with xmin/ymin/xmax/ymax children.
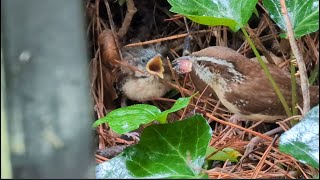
<box><xmin>141</xmin><ymin>58</ymin><xmax>148</xmax><ymax>64</ymax></box>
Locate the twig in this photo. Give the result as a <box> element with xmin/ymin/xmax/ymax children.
<box><xmin>283</xmin><ymin>115</ymin><xmax>302</xmax><ymax>123</ymax></box>
<box><xmin>166</xmin><ymin>58</ymin><xmax>185</xmax><ymax>97</ymax></box>
<box><xmin>103</xmin><ymin>0</ymin><xmax>123</xmax><ymax>61</ymax></box>
<box><xmin>204</xmin><ymin>113</ymin><xmax>273</xmax><ymax>141</ymax></box>
<box><xmin>251</xmin><ymin>135</ymin><xmax>279</xmax><ymax>178</ymax></box>
<box><xmin>117</xmin><ymin>0</ymin><xmax>137</xmax><ymax>38</ymax></box>
<box><xmin>280</xmin><ymin>0</ymin><xmax>310</xmax><ymax>115</ymax></box>
<box><xmin>124</xmin><ymin>30</ymin><xmax>212</xmax><ymax>47</ymax></box>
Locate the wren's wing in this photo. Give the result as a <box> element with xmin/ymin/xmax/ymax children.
<box><xmin>225</xmin><ymin>59</ymin><xmax>305</xmax><ymax>118</ymax></box>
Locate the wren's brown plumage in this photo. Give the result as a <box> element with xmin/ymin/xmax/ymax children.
<box><xmin>118</xmin><ymin>44</ymin><xmax>172</xmax><ymax>102</ymax></box>
<box><xmin>173</xmin><ymin>46</ymin><xmax>319</xmax><ymax>122</ymax></box>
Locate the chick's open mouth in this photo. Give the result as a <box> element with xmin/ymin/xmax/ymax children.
<box><xmin>146</xmin><ymin>55</ymin><xmax>165</xmax><ymax>79</ymax></box>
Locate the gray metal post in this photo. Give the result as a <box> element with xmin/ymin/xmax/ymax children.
<box><xmin>1</xmin><ymin>0</ymin><xmax>95</xmax><ymax>178</ymax></box>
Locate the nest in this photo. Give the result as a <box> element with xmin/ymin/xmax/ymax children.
<box><xmin>86</xmin><ymin>0</ymin><xmax>319</xmax><ymax>178</ymax></box>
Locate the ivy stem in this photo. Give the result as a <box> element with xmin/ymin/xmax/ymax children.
<box><xmin>241</xmin><ymin>27</ymin><xmax>292</xmax><ymax>117</ymax></box>
<box><xmin>309</xmin><ymin>64</ymin><xmax>319</xmax><ymax>85</ymax></box>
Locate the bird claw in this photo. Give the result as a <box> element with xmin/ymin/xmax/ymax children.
<box><xmin>123</xmin><ymin>132</ymin><xmax>140</xmax><ymax>142</ymax></box>
<box><xmin>240</xmin><ymin>137</ymin><xmax>260</xmax><ymax>162</ymax></box>
<box><xmin>228</xmin><ymin>114</ymin><xmax>244</xmax><ymax>135</ymax></box>
<box><xmin>240</xmin><ymin>126</ymin><xmax>283</xmax><ymax>162</ymax></box>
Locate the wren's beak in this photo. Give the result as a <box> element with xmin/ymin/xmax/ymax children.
<box><xmin>146</xmin><ymin>55</ymin><xmax>165</xmax><ymax>79</ymax></box>
<box><xmin>172</xmin><ymin>56</ymin><xmax>193</xmax><ymax>74</ymax></box>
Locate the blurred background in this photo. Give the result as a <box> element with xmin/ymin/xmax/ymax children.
<box><xmin>1</xmin><ymin>0</ymin><xmax>95</xmax><ymax>178</ymax></box>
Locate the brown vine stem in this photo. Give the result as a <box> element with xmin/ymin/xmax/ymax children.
<box><xmin>117</xmin><ymin>0</ymin><xmax>137</xmax><ymax>38</ymax></box>
<box><xmin>103</xmin><ymin>0</ymin><xmax>123</xmax><ymax>62</ymax></box>
<box><xmin>279</xmin><ymin>0</ymin><xmax>310</xmax><ymax>115</ymax></box>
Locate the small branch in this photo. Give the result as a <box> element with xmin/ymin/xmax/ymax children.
<box><xmin>117</xmin><ymin>0</ymin><xmax>137</xmax><ymax>38</ymax></box>
<box><xmin>124</xmin><ymin>30</ymin><xmax>212</xmax><ymax>47</ymax></box>
<box><xmin>280</xmin><ymin>0</ymin><xmax>310</xmax><ymax>115</ymax></box>
<box><xmin>205</xmin><ymin>113</ymin><xmax>273</xmax><ymax>141</ymax></box>
<box><xmin>104</xmin><ymin>0</ymin><xmax>123</xmax><ymax>61</ymax></box>
<box><xmin>182</xmin><ymin>17</ymin><xmax>193</xmax><ymax>56</ymax></box>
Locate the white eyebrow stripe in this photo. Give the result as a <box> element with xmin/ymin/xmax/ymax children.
<box><xmin>193</xmin><ymin>56</ymin><xmax>246</xmax><ymax>83</ymax></box>
<box><xmin>195</xmin><ymin>56</ymin><xmax>234</xmax><ymax>68</ymax></box>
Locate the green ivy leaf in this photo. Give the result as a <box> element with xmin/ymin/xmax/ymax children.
<box><xmin>263</xmin><ymin>0</ymin><xmax>319</xmax><ymax>38</ymax></box>
<box><xmin>92</xmin><ymin>104</ymin><xmax>161</xmax><ymax>134</ymax></box>
<box><xmin>157</xmin><ymin>96</ymin><xmax>193</xmax><ymax>123</ymax></box>
<box><xmin>167</xmin><ymin>0</ymin><xmax>258</xmax><ymax>31</ymax></box>
<box><xmin>279</xmin><ymin>105</ymin><xmax>319</xmax><ymax>169</ymax></box>
<box><xmin>96</xmin><ymin>114</ymin><xmax>212</xmax><ymax>179</ymax></box>
<box><xmin>206</xmin><ymin>147</ymin><xmax>242</xmax><ymax>162</ymax></box>
<box><xmin>96</xmin><ymin>156</ymin><xmax>133</xmax><ymax>178</ymax></box>
<box><xmin>92</xmin><ymin>96</ymin><xmax>193</xmax><ymax>134</ymax></box>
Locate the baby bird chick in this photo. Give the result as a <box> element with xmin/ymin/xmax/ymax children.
<box><xmin>119</xmin><ymin>44</ymin><xmax>172</xmax><ymax>102</ymax></box>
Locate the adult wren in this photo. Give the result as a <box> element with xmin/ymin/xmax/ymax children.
<box><xmin>172</xmin><ymin>46</ymin><xmax>319</xmax><ymax>121</ymax></box>
<box><xmin>118</xmin><ymin>44</ymin><xmax>172</xmax><ymax>102</ymax></box>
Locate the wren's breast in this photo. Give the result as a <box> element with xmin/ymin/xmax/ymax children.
<box><xmin>122</xmin><ymin>76</ymin><xmax>171</xmax><ymax>102</ymax></box>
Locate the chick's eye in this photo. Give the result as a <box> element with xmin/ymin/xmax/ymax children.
<box><xmin>141</xmin><ymin>58</ymin><xmax>148</xmax><ymax>64</ymax></box>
